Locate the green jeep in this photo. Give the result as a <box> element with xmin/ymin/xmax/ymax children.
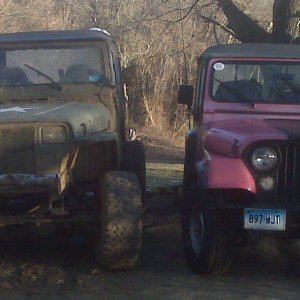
<box><xmin>0</xmin><ymin>28</ymin><xmax>145</xmax><ymax>270</ymax></box>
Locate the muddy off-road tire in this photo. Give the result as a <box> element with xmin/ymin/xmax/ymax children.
<box><xmin>121</xmin><ymin>140</ymin><xmax>146</xmax><ymax>201</ymax></box>
<box><xmin>95</xmin><ymin>171</ymin><xmax>142</xmax><ymax>270</ymax></box>
<box><xmin>183</xmin><ymin>187</ymin><xmax>236</xmax><ymax>275</ymax></box>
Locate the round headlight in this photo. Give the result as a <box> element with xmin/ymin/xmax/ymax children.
<box><xmin>250</xmin><ymin>146</ymin><xmax>278</xmax><ymax>172</ymax></box>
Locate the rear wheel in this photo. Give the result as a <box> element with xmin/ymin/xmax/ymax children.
<box><xmin>95</xmin><ymin>171</ymin><xmax>142</xmax><ymax>270</ymax></box>
<box><xmin>183</xmin><ymin>187</ymin><xmax>236</xmax><ymax>275</ymax></box>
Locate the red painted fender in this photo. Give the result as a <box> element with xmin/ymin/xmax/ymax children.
<box><xmin>196</xmin><ymin>152</ymin><xmax>256</xmax><ymax>193</ymax></box>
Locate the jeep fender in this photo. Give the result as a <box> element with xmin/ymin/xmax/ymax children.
<box><xmin>183</xmin><ymin>130</ymin><xmax>198</xmax><ymax>186</ymax></box>
<box><xmin>195</xmin><ymin>152</ymin><xmax>256</xmax><ymax>193</ymax></box>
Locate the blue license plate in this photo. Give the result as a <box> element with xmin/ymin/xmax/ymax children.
<box><xmin>244</xmin><ymin>208</ymin><xmax>286</xmax><ymax>231</ymax></box>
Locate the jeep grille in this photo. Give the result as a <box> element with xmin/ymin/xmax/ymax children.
<box><xmin>279</xmin><ymin>144</ymin><xmax>300</xmax><ymax>202</ymax></box>
<box><xmin>0</xmin><ymin>124</ymin><xmax>35</xmax><ymax>174</ymax></box>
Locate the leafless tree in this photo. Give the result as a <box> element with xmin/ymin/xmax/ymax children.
<box><xmin>0</xmin><ymin>0</ymin><xmax>298</xmax><ymax>134</ymax></box>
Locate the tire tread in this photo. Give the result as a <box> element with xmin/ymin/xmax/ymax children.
<box><xmin>96</xmin><ymin>171</ymin><xmax>142</xmax><ymax>270</ymax></box>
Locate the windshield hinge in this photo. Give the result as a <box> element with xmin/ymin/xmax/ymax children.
<box><xmin>203</xmin><ymin>109</ymin><xmax>215</xmax><ymax>114</ymax></box>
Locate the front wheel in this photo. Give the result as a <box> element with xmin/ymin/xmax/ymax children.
<box><xmin>95</xmin><ymin>171</ymin><xmax>142</xmax><ymax>270</ymax></box>
<box><xmin>183</xmin><ymin>188</ymin><xmax>236</xmax><ymax>275</ymax></box>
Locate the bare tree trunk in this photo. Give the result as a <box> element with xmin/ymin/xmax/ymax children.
<box><xmin>272</xmin><ymin>0</ymin><xmax>300</xmax><ymax>43</ymax></box>
<box><xmin>143</xmin><ymin>96</ymin><xmax>155</xmax><ymax>126</ymax></box>
<box><xmin>217</xmin><ymin>0</ymin><xmax>300</xmax><ymax>44</ymax></box>
<box><xmin>217</xmin><ymin>0</ymin><xmax>270</xmax><ymax>42</ymax></box>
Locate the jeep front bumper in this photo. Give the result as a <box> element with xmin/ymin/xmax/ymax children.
<box><xmin>0</xmin><ymin>174</ymin><xmax>58</xmax><ymax>193</ymax></box>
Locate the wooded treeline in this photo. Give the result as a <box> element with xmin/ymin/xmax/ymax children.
<box><xmin>1</xmin><ymin>0</ymin><xmax>299</xmax><ymax>134</ymax></box>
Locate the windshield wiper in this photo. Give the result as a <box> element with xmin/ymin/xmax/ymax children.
<box><xmin>215</xmin><ymin>79</ymin><xmax>255</xmax><ymax>108</ymax></box>
<box><xmin>24</xmin><ymin>64</ymin><xmax>62</xmax><ymax>91</ymax></box>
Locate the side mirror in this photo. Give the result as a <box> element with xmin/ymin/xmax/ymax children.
<box><xmin>177</xmin><ymin>84</ymin><xmax>194</xmax><ymax>106</ymax></box>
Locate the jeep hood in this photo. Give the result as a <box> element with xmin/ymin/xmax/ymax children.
<box><xmin>205</xmin><ymin>118</ymin><xmax>300</xmax><ymax>158</ymax></box>
<box><xmin>0</xmin><ymin>101</ymin><xmax>112</xmax><ymax>137</ymax></box>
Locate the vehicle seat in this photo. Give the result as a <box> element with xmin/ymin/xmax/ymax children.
<box><xmin>267</xmin><ymin>75</ymin><xmax>299</xmax><ymax>102</ymax></box>
<box><xmin>64</xmin><ymin>64</ymin><xmax>90</xmax><ymax>83</ymax></box>
<box><xmin>215</xmin><ymin>79</ymin><xmax>262</xmax><ymax>102</ymax></box>
<box><xmin>0</xmin><ymin>67</ymin><xmax>30</xmax><ymax>85</ymax></box>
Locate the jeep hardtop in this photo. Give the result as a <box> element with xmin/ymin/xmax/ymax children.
<box><xmin>178</xmin><ymin>43</ymin><xmax>300</xmax><ymax>274</ymax></box>
<box><xmin>0</xmin><ymin>28</ymin><xmax>145</xmax><ymax>270</ymax></box>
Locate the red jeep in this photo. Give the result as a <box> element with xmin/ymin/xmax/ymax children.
<box><xmin>178</xmin><ymin>44</ymin><xmax>300</xmax><ymax>275</ymax></box>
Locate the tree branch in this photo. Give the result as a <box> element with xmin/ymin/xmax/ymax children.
<box><xmin>139</xmin><ymin>1</ymin><xmax>216</xmax><ymax>24</ymax></box>
<box><xmin>197</xmin><ymin>13</ymin><xmax>237</xmax><ymax>38</ymax></box>
<box><xmin>217</xmin><ymin>0</ymin><xmax>270</xmax><ymax>42</ymax></box>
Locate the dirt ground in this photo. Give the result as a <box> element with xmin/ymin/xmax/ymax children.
<box><xmin>0</xmin><ymin>135</ymin><xmax>300</xmax><ymax>299</ymax></box>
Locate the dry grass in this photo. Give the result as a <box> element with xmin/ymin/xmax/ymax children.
<box><xmin>138</xmin><ymin>127</ymin><xmax>185</xmax><ymax>164</ymax></box>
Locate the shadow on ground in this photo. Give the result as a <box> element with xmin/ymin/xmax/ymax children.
<box><xmin>0</xmin><ymin>193</ymin><xmax>298</xmax><ymax>299</ymax></box>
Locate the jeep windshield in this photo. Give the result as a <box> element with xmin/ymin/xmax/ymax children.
<box><xmin>0</xmin><ymin>42</ymin><xmax>110</xmax><ymax>89</ymax></box>
<box><xmin>211</xmin><ymin>61</ymin><xmax>300</xmax><ymax>104</ymax></box>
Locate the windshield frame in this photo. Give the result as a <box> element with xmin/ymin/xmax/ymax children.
<box><xmin>0</xmin><ymin>41</ymin><xmax>111</xmax><ymax>88</ymax></box>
